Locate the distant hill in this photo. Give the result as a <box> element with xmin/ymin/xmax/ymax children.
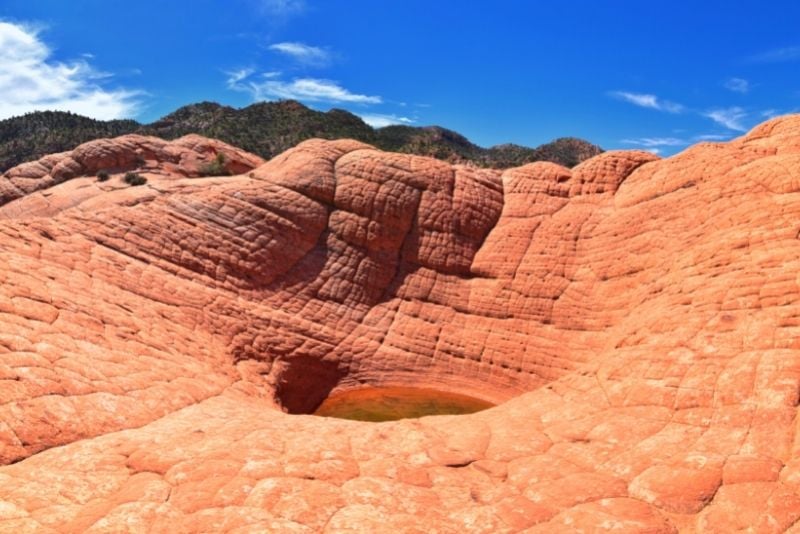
<box><xmin>142</xmin><ymin>100</ymin><xmax>376</xmax><ymax>160</ymax></box>
<box><xmin>373</xmin><ymin>125</ymin><xmax>600</xmax><ymax>169</ymax></box>
<box><xmin>0</xmin><ymin>101</ymin><xmax>602</xmax><ymax>172</ymax></box>
<box><xmin>488</xmin><ymin>138</ymin><xmax>606</xmax><ymax>169</ymax></box>
<box><xmin>0</xmin><ymin>111</ymin><xmax>139</xmax><ymax>172</ymax></box>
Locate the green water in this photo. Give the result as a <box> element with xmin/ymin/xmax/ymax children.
<box><xmin>312</xmin><ymin>386</ymin><xmax>494</xmax><ymax>422</ymax></box>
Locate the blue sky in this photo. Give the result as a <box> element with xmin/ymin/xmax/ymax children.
<box><xmin>1</xmin><ymin>0</ymin><xmax>799</xmax><ymax>155</ymax></box>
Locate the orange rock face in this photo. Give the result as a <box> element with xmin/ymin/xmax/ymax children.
<box><xmin>2</xmin><ymin>118</ymin><xmax>800</xmax><ymax>532</ymax></box>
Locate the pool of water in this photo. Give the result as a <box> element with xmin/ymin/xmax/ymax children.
<box><xmin>312</xmin><ymin>386</ymin><xmax>494</xmax><ymax>422</ymax></box>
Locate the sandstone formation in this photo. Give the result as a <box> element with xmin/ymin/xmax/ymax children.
<box><xmin>1</xmin><ymin>117</ymin><xmax>800</xmax><ymax>532</ymax></box>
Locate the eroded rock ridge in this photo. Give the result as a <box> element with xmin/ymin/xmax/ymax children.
<box><xmin>1</xmin><ymin>117</ymin><xmax>800</xmax><ymax>532</ymax></box>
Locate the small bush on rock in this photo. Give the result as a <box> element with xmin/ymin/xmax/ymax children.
<box><xmin>96</xmin><ymin>170</ymin><xmax>110</xmax><ymax>182</ymax></box>
<box><xmin>123</xmin><ymin>172</ymin><xmax>147</xmax><ymax>186</ymax></box>
<box><xmin>198</xmin><ymin>153</ymin><xmax>231</xmax><ymax>177</ymax></box>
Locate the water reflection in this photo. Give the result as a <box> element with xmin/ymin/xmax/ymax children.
<box><xmin>313</xmin><ymin>386</ymin><xmax>494</xmax><ymax>422</ymax></box>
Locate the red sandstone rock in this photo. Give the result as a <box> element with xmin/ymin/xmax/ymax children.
<box><xmin>1</xmin><ymin>117</ymin><xmax>800</xmax><ymax>531</ymax></box>
<box><xmin>0</xmin><ymin>134</ymin><xmax>264</xmax><ymax>219</ymax></box>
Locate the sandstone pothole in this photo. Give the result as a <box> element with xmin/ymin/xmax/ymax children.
<box><xmin>311</xmin><ymin>386</ymin><xmax>495</xmax><ymax>422</ymax></box>
<box><xmin>272</xmin><ymin>356</ymin><xmax>497</xmax><ymax>421</ymax></box>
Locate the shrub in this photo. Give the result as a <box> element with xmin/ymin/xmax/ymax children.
<box><xmin>96</xmin><ymin>170</ymin><xmax>110</xmax><ymax>182</ymax></box>
<box><xmin>198</xmin><ymin>152</ymin><xmax>231</xmax><ymax>177</ymax></box>
<box><xmin>123</xmin><ymin>172</ymin><xmax>147</xmax><ymax>186</ymax></box>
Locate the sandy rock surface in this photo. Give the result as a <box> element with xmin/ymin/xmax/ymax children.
<box><xmin>1</xmin><ymin>119</ymin><xmax>800</xmax><ymax>532</ymax></box>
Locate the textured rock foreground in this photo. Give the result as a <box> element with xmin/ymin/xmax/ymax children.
<box><xmin>1</xmin><ymin>118</ymin><xmax>800</xmax><ymax>532</ymax></box>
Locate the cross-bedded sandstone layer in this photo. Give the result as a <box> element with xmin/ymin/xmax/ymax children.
<box><xmin>1</xmin><ymin>117</ymin><xmax>800</xmax><ymax>532</ymax></box>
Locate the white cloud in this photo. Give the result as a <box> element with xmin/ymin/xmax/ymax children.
<box><xmin>0</xmin><ymin>21</ymin><xmax>141</xmax><ymax>120</ymax></box>
<box><xmin>609</xmin><ymin>91</ymin><xmax>684</xmax><ymax>113</ymax></box>
<box><xmin>269</xmin><ymin>42</ymin><xmax>330</xmax><ymax>66</ymax></box>
<box><xmin>724</xmin><ymin>77</ymin><xmax>750</xmax><ymax>93</ymax></box>
<box><xmin>359</xmin><ymin>113</ymin><xmax>415</xmax><ymax>128</ymax></box>
<box><xmin>260</xmin><ymin>78</ymin><xmax>381</xmax><ymax>104</ymax></box>
<box><xmin>621</xmin><ymin>137</ymin><xmax>685</xmax><ymax>148</ymax></box>
<box><xmin>225</xmin><ymin>68</ymin><xmax>255</xmax><ymax>88</ymax></box>
<box><xmin>747</xmin><ymin>46</ymin><xmax>800</xmax><ymax>63</ymax></box>
<box><xmin>703</xmin><ymin>107</ymin><xmax>748</xmax><ymax>131</ymax></box>
<box><xmin>761</xmin><ymin>109</ymin><xmax>780</xmax><ymax>118</ymax></box>
<box><xmin>228</xmin><ymin>71</ymin><xmax>381</xmax><ymax>104</ymax></box>
<box><xmin>226</xmin><ymin>69</ymin><xmax>282</xmax><ymax>89</ymax></box>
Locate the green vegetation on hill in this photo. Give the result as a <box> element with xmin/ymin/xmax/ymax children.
<box><xmin>371</xmin><ymin>126</ymin><xmax>601</xmax><ymax>169</ymax></box>
<box><xmin>0</xmin><ymin>111</ymin><xmax>139</xmax><ymax>171</ymax></box>
<box><xmin>0</xmin><ymin>101</ymin><xmax>602</xmax><ymax>173</ymax></box>
<box><xmin>373</xmin><ymin>125</ymin><xmax>480</xmax><ymax>162</ymax></box>
<box><xmin>487</xmin><ymin>138</ymin><xmax>604</xmax><ymax>169</ymax></box>
<box><xmin>141</xmin><ymin>100</ymin><xmax>376</xmax><ymax>160</ymax></box>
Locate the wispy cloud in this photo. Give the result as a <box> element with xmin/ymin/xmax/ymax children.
<box><xmin>724</xmin><ymin>77</ymin><xmax>750</xmax><ymax>94</ymax></box>
<box><xmin>260</xmin><ymin>79</ymin><xmax>381</xmax><ymax>104</ymax></box>
<box><xmin>0</xmin><ymin>21</ymin><xmax>141</xmax><ymax>120</ymax></box>
<box><xmin>621</xmin><ymin>137</ymin><xmax>686</xmax><ymax>148</ymax></box>
<box><xmin>257</xmin><ymin>0</ymin><xmax>306</xmax><ymax>17</ymax></box>
<box><xmin>225</xmin><ymin>68</ymin><xmax>282</xmax><ymax>86</ymax></box>
<box><xmin>703</xmin><ymin>107</ymin><xmax>748</xmax><ymax>131</ymax></box>
<box><xmin>225</xmin><ymin>68</ymin><xmax>255</xmax><ymax>88</ymax></box>
<box><xmin>694</xmin><ymin>134</ymin><xmax>731</xmax><ymax>141</ymax></box>
<box><xmin>269</xmin><ymin>42</ymin><xmax>330</xmax><ymax>66</ymax></box>
<box><xmin>746</xmin><ymin>46</ymin><xmax>800</xmax><ymax>63</ymax></box>
<box><xmin>359</xmin><ymin>113</ymin><xmax>414</xmax><ymax>128</ymax></box>
<box><xmin>609</xmin><ymin>91</ymin><xmax>684</xmax><ymax>113</ymax></box>
<box><xmin>227</xmin><ymin>71</ymin><xmax>381</xmax><ymax>104</ymax></box>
